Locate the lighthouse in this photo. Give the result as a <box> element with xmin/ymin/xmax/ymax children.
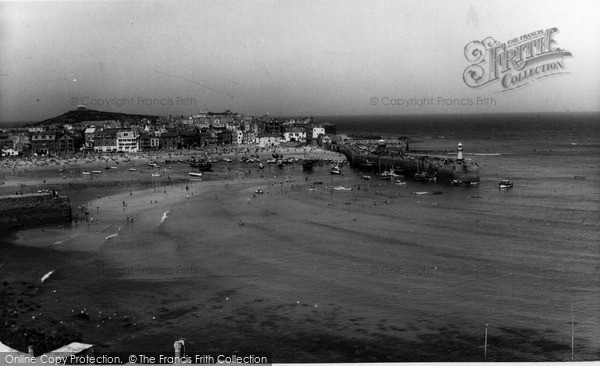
<box><xmin>457</xmin><ymin>142</ymin><xmax>463</xmax><ymax>162</ymax></box>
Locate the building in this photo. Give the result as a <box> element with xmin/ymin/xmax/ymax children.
<box><xmin>255</xmin><ymin>133</ymin><xmax>281</xmax><ymax>147</ymax></box>
<box><xmin>93</xmin><ymin>129</ymin><xmax>118</xmax><ymax>152</ymax></box>
<box><xmin>84</xmin><ymin>127</ymin><xmax>96</xmax><ymax>148</ymax></box>
<box><xmin>312</xmin><ymin>126</ymin><xmax>325</xmax><ymax>139</ymax></box>
<box><xmin>31</xmin><ymin>131</ymin><xmax>57</xmax><ymax>155</ymax></box>
<box><xmin>116</xmin><ymin>130</ymin><xmax>139</xmax><ymax>152</ymax></box>
<box><xmin>57</xmin><ymin>133</ymin><xmax>75</xmax><ymax>154</ymax></box>
<box><xmin>283</xmin><ymin>128</ymin><xmax>306</xmax><ymax>143</ymax></box>
<box><xmin>159</xmin><ymin>132</ymin><xmax>180</xmax><ymax>150</ymax></box>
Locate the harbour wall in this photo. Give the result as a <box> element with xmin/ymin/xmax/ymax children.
<box><xmin>0</xmin><ymin>193</ymin><xmax>72</xmax><ymax>230</ymax></box>
<box><xmin>336</xmin><ymin>144</ymin><xmax>479</xmax><ymax>182</ymax></box>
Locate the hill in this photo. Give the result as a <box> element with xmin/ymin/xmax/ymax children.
<box><xmin>32</xmin><ymin>107</ymin><xmax>161</xmax><ymax>126</ymax></box>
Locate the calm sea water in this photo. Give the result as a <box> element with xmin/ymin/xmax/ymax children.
<box><xmin>1</xmin><ymin>113</ymin><xmax>599</xmax><ymax>361</ymax></box>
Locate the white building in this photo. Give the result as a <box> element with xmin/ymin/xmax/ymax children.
<box><xmin>312</xmin><ymin>126</ymin><xmax>325</xmax><ymax>139</ymax></box>
<box><xmin>283</xmin><ymin>129</ymin><xmax>306</xmax><ymax>143</ymax></box>
<box><xmin>255</xmin><ymin>133</ymin><xmax>281</xmax><ymax>147</ymax></box>
<box><xmin>117</xmin><ymin>130</ymin><xmax>139</xmax><ymax>152</ymax></box>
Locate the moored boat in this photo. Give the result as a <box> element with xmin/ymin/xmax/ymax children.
<box><xmin>329</xmin><ymin>165</ymin><xmax>341</xmax><ymax>175</ymax></box>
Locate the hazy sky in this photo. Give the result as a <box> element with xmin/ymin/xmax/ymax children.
<box><xmin>1</xmin><ymin>0</ymin><xmax>599</xmax><ymax>122</ymax></box>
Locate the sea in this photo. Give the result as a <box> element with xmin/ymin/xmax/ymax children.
<box><xmin>1</xmin><ymin>112</ymin><xmax>599</xmax><ymax>362</ymax></box>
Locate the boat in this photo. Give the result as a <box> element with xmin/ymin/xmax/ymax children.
<box><xmin>127</xmin><ymin>168</ymin><xmax>137</xmax><ymax>172</ymax></box>
<box><xmin>255</xmin><ymin>188</ymin><xmax>264</xmax><ymax>194</ymax></box>
<box><xmin>82</xmin><ymin>171</ymin><xmax>90</xmax><ymax>175</ymax></box>
<box><xmin>361</xmin><ymin>174</ymin><xmax>372</xmax><ymax>180</ymax></box>
<box><xmin>574</xmin><ymin>176</ymin><xmax>588</xmax><ymax>180</ymax></box>
<box><xmin>188</xmin><ymin>172</ymin><xmax>203</xmax><ymax>177</ymax></box>
<box><xmin>148</xmin><ymin>162</ymin><xmax>159</xmax><ymax>168</ymax></box>
<box><xmin>329</xmin><ymin>166</ymin><xmax>341</xmax><ymax>175</ymax></box>
<box><xmin>451</xmin><ymin>179</ymin><xmax>479</xmax><ymax>187</ymax></box>
<box><xmin>396</xmin><ymin>180</ymin><xmax>407</xmax><ymax>186</ymax></box>
<box><xmin>413</xmin><ymin>191</ymin><xmax>430</xmax><ymax>195</ymax></box>
<box><xmin>152</xmin><ymin>173</ymin><xmax>161</xmax><ymax>177</ymax></box>
<box><xmin>414</xmin><ymin>171</ymin><xmax>435</xmax><ymax>182</ymax></box>
<box><xmin>333</xmin><ymin>186</ymin><xmax>352</xmax><ymax>191</ymax></box>
<box><xmin>223</xmin><ymin>158</ymin><xmax>233</xmax><ymax>163</ymax></box>
<box><xmin>189</xmin><ymin>158</ymin><xmax>212</xmax><ymax>171</ymax></box>
<box><xmin>266</xmin><ymin>158</ymin><xmax>277</xmax><ymax>164</ymax></box>
<box><xmin>91</xmin><ymin>170</ymin><xmax>101</xmax><ymax>174</ymax></box>
<box><xmin>110</xmin><ymin>166</ymin><xmax>118</xmax><ymax>169</ymax></box>
<box><xmin>499</xmin><ymin>179</ymin><xmax>513</xmax><ymax>189</ymax></box>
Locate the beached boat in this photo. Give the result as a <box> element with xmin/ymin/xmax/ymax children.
<box><xmin>152</xmin><ymin>173</ymin><xmax>161</xmax><ymax>177</ymax></box>
<box><xmin>91</xmin><ymin>170</ymin><xmax>101</xmax><ymax>174</ymax></box>
<box><xmin>189</xmin><ymin>158</ymin><xmax>212</xmax><ymax>171</ymax></box>
<box><xmin>82</xmin><ymin>171</ymin><xmax>90</xmax><ymax>175</ymax></box>
<box><xmin>188</xmin><ymin>172</ymin><xmax>203</xmax><ymax>177</ymax></box>
<box><xmin>333</xmin><ymin>186</ymin><xmax>352</xmax><ymax>191</ymax></box>
<box><xmin>329</xmin><ymin>166</ymin><xmax>341</xmax><ymax>175</ymax></box>
<box><xmin>499</xmin><ymin>180</ymin><xmax>513</xmax><ymax>189</ymax></box>
<box><xmin>127</xmin><ymin>168</ymin><xmax>137</xmax><ymax>172</ymax></box>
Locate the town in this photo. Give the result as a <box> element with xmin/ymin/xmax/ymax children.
<box><xmin>0</xmin><ymin>106</ymin><xmax>337</xmax><ymax>157</ymax></box>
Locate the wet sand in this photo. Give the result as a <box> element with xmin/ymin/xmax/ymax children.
<box><xmin>1</xmin><ymin>149</ymin><xmax>598</xmax><ymax>361</ymax></box>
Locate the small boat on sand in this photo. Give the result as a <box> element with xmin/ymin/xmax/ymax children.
<box><xmin>91</xmin><ymin>170</ymin><xmax>101</xmax><ymax>174</ymax></box>
<box><xmin>329</xmin><ymin>166</ymin><xmax>341</xmax><ymax>175</ymax></box>
<box><xmin>189</xmin><ymin>172</ymin><xmax>203</xmax><ymax>177</ymax></box>
<box><xmin>152</xmin><ymin>173</ymin><xmax>161</xmax><ymax>177</ymax></box>
<box><xmin>127</xmin><ymin>168</ymin><xmax>137</xmax><ymax>172</ymax></box>
<box><xmin>499</xmin><ymin>180</ymin><xmax>513</xmax><ymax>189</ymax></box>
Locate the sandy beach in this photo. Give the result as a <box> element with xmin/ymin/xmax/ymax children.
<box><xmin>1</xmin><ymin>143</ymin><xmax>598</xmax><ymax>362</ymax></box>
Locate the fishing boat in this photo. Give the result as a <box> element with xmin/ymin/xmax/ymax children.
<box><xmin>82</xmin><ymin>171</ymin><xmax>90</xmax><ymax>175</ymax></box>
<box><xmin>499</xmin><ymin>179</ymin><xmax>513</xmax><ymax>189</ymax></box>
<box><xmin>188</xmin><ymin>172</ymin><xmax>203</xmax><ymax>177</ymax></box>
<box><xmin>329</xmin><ymin>165</ymin><xmax>341</xmax><ymax>175</ymax></box>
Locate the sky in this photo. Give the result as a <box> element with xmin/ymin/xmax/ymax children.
<box><xmin>1</xmin><ymin>0</ymin><xmax>599</xmax><ymax>122</ymax></box>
